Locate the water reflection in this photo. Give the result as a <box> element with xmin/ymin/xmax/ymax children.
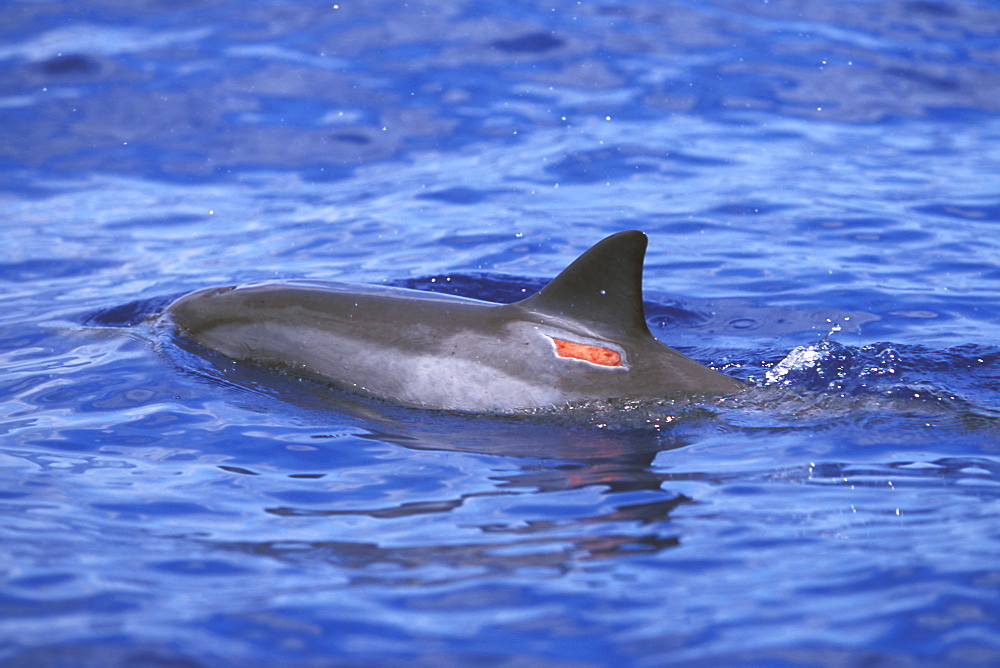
<box><xmin>164</xmin><ymin>338</ymin><xmax>703</xmax><ymax>575</ymax></box>
<box><xmin>227</xmin><ymin>407</ymin><xmax>695</xmax><ymax>573</ymax></box>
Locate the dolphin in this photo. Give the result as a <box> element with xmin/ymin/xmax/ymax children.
<box><xmin>162</xmin><ymin>230</ymin><xmax>745</xmax><ymax>413</ymax></box>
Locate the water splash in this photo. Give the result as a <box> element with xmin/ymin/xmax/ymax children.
<box><xmin>764</xmin><ymin>341</ymin><xmax>832</xmax><ymax>387</ymax></box>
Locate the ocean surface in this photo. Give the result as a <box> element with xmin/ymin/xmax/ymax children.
<box><xmin>3</xmin><ymin>0</ymin><xmax>1000</xmax><ymax>665</ymax></box>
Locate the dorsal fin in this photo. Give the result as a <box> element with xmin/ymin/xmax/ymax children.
<box><xmin>515</xmin><ymin>230</ymin><xmax>652</xmax><ymax>338</ymax></box>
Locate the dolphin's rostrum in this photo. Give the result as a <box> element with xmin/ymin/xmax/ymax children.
<box><xmin>164</xmin><ymin>230</ymin><xmax>745</xmax><ymax>412</ymax></box>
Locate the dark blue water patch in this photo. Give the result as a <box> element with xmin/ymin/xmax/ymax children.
<box><xmin>714</xmin><ymin>267</ymin><xmax>769</xmax><ymax>281</ymax></box>
<box><xmin>199</xmin><ymin>606</ymin><xmax>469</xmax><ymax>666</ymax></box>
<box><xmin>0</xmin><ymin>171</ymin><xmax>72</xmax><ymax>199</ymax></box>
<box><xmin>649</xmin><ymin>258</ymin><xmax>738</xmax><ymax>276</ymax></box>
<box><xmin>0</xmin><ymin>447</ymin><xmax>132</xmax><ymax>480</ymax></box>
<box><xmin>0</xmin><ymin>258</ymin><xmax>120</xmax><ymax>282</ymax></box>
<box><xmin>708</xmin><ymin>200</ymin><xmax>793</xmax><ymax>217</ymax></box>
<box><xmin>726</xmin><ymin>277</ymin><xmax>807</xmax><ymax>294</ymax></box>
<box><xmin>23</xmin><ymin>370</ymin><xmax>194</xmax><ymax>431</ymax></box>
<box><xmin>328</xmin><ymin>131</ymin><xmax>372</xmax><ymax>145</ymax></box>
<box><xmin>732</xmin><ymin>288</ymin><xmax>957</xmax><ymax>341</ymax></box>
<box><xmin>885</xmin><ymin>66</ymin><xmax>960</xmax><ymax>94</ymax></box>
<box><xmin>250</xmin><ymin>96</ymin><xmax>344</xmax><ymax>127</ymax></box>
<box><xmin>491</xmin><ymin>31</ymin><xmax>564</xmax><ymax>54</ymax></box>
<box><xmin>545</xmin><ymin>147</ymin><xmax>731</xmax><ymax>184</ymax></box>
<box><xmin>266</xmin><ymin>492</ymin><xmax>462</xmax><ymax>519</ymax></box>
<box><xmin>881</xmin><ymin>343</ymin><xmax>1000</xmax><ymax>401</ymax></box>
<box><xmin>927</xmin><ymin>258</ymin><xmax>1000</xmax><ymax>278</ymax></box>
<box><xmin>904</xmin><ymin>1</ymin><xmax>957</xmax><ymax>17</ymax></box>
<box><xmin>630</xmin><ymin>218</ymin><xmax>730</xmax><ymax>236</ymax></box>
<box><xmin>34</xmin><ymin>53</ymin><xmax>104</xmax><ymax>77</ymax></box>
<box><xmin>8</xmin><ymin>572</ymin><xmax>77</xmax><ymax>592</ymax></box>
<box><xmin>434</xmin><ymin>232</ymin><xmax>521</xmax><ymax>249</ymax></box>
<box><xmin>789</xmin><ymin>565</ymin><xmax>998</xmax><ymax>650</ymax></box>
<box><xmin>263</xmin><ymin>585</ymin><xmax>628</xmax><ymax>665</ymax></box>
<box><xmin>913</xmin><ymin>201</ymin><xmax>1000</xmax><ymax>222</ymax></box>
<box><xmin>794</xmin><ymin>217</ymin><xmax>939</xmax><ymax>248</ymax></box>
<box><xmin>105</xmin><ymin>213</ymin><xmax>210</xmax><ymax>231</ymax></box>
<box><xmin>416</xmin><ymin>186</ymin><xmax>515</xmax><ymax>205</ymax></box>
<box><xmin>800</xmin><ymin>217</ymin><xmax>901</xmax><ymax>232</ymax></box>
<box><xmin>0</xmin><ymin>591</ymin><xmax>142</xmax><ymax>617</ymax></box>
<box><xmin>644</xmin><ymin>301</ymin><xmax>710</xmax><ymax>328</ymax></box>
<box><xmin>90</xmin><ymin>500</ymin><xmax>226</xmax><ymax>520</ymax></box>
<box><xmin>149</xmin><ymin>559</ymin><xmax>251</xmax><ymax>576</ymax></box>
<box><xmin>3</xmin><ymin>640</ymin><xmax>205</xmax><ymax>668</ymax></box>
<box><xmin>264</xmin><ymin>488</ymin><xmax>357</xmax><ymax>507</ymax></box>
<box><xmin>293</xmin><ymin>162</ymin><xmax>358</xmax><ymax>182</ymax></box>
<box><xmin>218</xmin><ymin>465</ymin><xmax>259</xmax><ymax>476</ymax></box>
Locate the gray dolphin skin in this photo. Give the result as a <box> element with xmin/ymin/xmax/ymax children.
<box><xmin>163</xmin><ymin>230</ymin><xmax>745</xmax><ymax>413</ymax></box>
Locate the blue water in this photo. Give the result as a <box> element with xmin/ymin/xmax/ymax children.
<box><xmin>3</xmin><ymin>0</ymin><xmax>1000</xmax><ymax>664</ymax></box>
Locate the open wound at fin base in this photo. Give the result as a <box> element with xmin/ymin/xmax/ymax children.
<box><xmin>549</xmin><ymin>336</ymin><xmax>622</xmax><ymax>367</ymax></box>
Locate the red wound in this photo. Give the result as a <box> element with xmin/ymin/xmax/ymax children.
<box><xmin>550</xmin><ymin>337</ymin><xmax>622</xmax><ymax>367</ymax></box>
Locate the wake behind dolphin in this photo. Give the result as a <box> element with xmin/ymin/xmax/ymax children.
<box><xmin>162</xmin><ymin>231</ymin><xmax>745</xmax><ymax>413</ymax></box>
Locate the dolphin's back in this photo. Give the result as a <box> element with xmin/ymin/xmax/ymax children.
<box><xmin>164</xmin><ymin>231</ymin><xmax>744</xmax><ymax>412</ymax></box>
